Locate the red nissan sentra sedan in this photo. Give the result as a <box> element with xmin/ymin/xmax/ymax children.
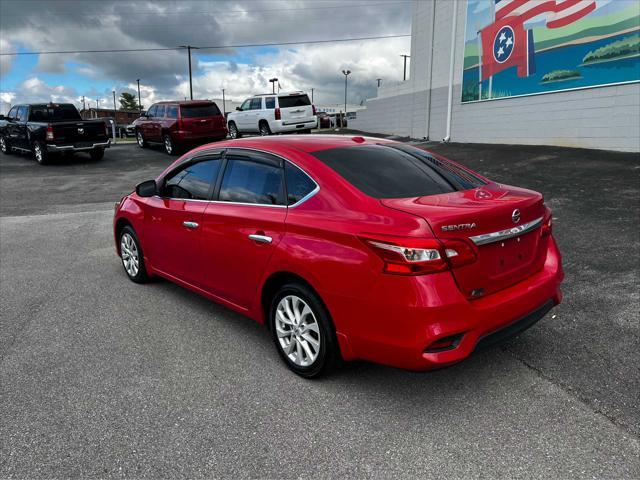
<box><xmin>114</xmin><ymin>135</ymin><xmax>563</xmax><ymax>377</ymax></box>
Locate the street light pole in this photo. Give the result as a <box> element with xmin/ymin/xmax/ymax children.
<box><xmin>222</xmin><ymin>88</ymin><xmax>226</xmax><ymax>116</ymax></box>
<box><xmin>269</xmin><ymin>78</ymin><xmax>278</xmax><ymax>94</ymax></box>
<box><xmin>180</xmin><ymin>45</ymin><xmax>199</xmax><ymax>100</ymax></box>
<box><xmin>310</xmin><ymin>88</ymin><xmax>314</xmax><ymax>103</ymax></box>
<box><xmin>341</xmin><ymin>70</ymin><xmax>351</xmax><ymax>128</ymax></box>
<box><xmin>400</xmin><ymin>54</ymin><xmax>410</xmax><ymax>81</ymax></box>
<box><xmin>136</xmin><ymin>79</ymin><xmax>141</xmax><ymax>113</ymax></box>
<box><xmin>112</xmin><ymin>90</ymin><xmax>117</xmax><ymax>119</ymax></box>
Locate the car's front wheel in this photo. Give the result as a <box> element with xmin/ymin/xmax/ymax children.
<box><xmin>0</xmin><ymin>135</ymin><xmax>11</xmax><ymax>155</ymax></box>
<box><xmin>270</xmin><ymin>283</ymin><xmax>340</xmax><ymax>378</ymax></box>
<box><xmin>228</xmin><ymin>122</ymin><xmax>241</xmax><ymax>139</ymax></box>
<box><xmin>136</xmin><ymin>130</ymin><xmax>147</xmax><ymax>148</ymax></box>
<box><xmin>119</xmin><ymin>226</ymin><xmax>149</xmax><ymax>283</ymax></box>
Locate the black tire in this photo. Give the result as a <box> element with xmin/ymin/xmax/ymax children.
<box><xmin>0</xmin><ymin>135</ymin><xmax>11</xmax><ymax>155</ymax></box>
<box><xmin>119</xmin><ymin>225</ymin><xmax>149</xmax><ymax>284</ymax></box>
<box><xmin>163</xmin><ymin>134</ymin><xmax>177</xmax><ymax>155</ymax></box>
<box><xmin>90</xmin><ymin>148</ymin><xmax>104</xmax><ymax>161</ymax></box>
<box><xmin>136</xmin><ymin>130</ymin><xmax>147</xmax><ymax>148</ymax></box>
<box><xmin>33</xmin><ymin>140</ymin><xmax>48</xmax><ymax>165</ymax></box>
<box><xmin>259</xmin><ymin>121</ymin><xmax>271</xmax><ymax>136</ymax></box>
<box><xmin>269</xmin><ymin>282</ymin><xmax>341</xmax><ymax>378</ymax></box>
<box><xmin>228</xmin><ymin>121</ymin><xmax>241</xmax><ymax>139</ymax></box>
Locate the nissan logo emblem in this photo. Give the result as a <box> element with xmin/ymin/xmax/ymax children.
<box><xmin>512</xmin><ymin>209</ymin><xmax>521</xmax><ymax>224</ymax></box>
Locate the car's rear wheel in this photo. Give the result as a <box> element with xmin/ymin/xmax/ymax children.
<box><xmin>0</xmin><ymin>135</ymin><xmax>11</xmax><ymax>155</ymax></box>
<box><xmin>119</xmin><ymin>226</ymin><xmax>149</xmax><ymax>283</ymax></box>
<box><xmin>259</xmin><ymin>121</ymin><xmax>271</xmax><ymax>136</ymax></box>
<box><xmin>136</xmin><ymin>130</ymin><xmax>147</xmax><ymax>148</ymax></box>
<box><xmin>90</xmin><ymin>148</ymin><xmax>104</xmax><ymax>161</ymax></box>
<box><xmin>270</xmin><ymin>283</ymin><xmax>340</xmax><ymax>378</ymax></box>
<box><xmin>228</xmin><ymin>122</ymin><xmax>241</xmax><ymax>139</ymax></box>
<box><xmin>33</xmin><ymin>141</ymin><xmax>48</xmax><ymax>165</ymax></box>
<box><xmin>163</xmin><ymin>134</ymin><xmax>177</xmax><ymax>155</ymax></box>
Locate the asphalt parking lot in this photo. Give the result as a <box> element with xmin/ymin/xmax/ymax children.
<box><xmin>1</xmin><ymin>139</ymin><xmax>639</xmax><ymax>478</ymax></box>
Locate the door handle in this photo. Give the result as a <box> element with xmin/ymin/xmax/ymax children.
<box><xmin>183</xmin><ymin>221</ymin><xmax>199</xmax><ymax>229</ymax></box>
<box><xmin>248</xmin><ymin>234</ymin><xmax>272</xmax><ymax>244</ymax></box>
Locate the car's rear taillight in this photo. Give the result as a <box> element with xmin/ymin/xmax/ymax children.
<box><xmin>312</xmin><ymin>104</ymin><xmax>317</xmax><ymax>115</ymax></box>
<box><xmin>361</xmin><ymin>236</ymin><xmax>476</xmax><ymax>275</ymax></box>
<box><xmin>541</xmin><ymin>207</ymin><xmax>553</xmax><ymax>237</ymax></box>
<box><xmin>46</xmin><ymin>125</ymin><xmax>54</xmax><ymax>141</ymax></box>
<box><xmin>275</xmin><ymin>108</ymin><xmax>281</xmax><ymax>120</ymax></box>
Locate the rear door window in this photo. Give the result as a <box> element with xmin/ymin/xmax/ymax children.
<box><xmin>162</xmin><ymin>158</ymin><xmax>222</xmax><ymax>200</ymax></box>
<box><xmin>265</xmin><ymin>97</ymin><xmax>275</xmax><ymax>109</ymax></box>
<box><xmin>218</xmin><ymin>157</ymin><xmax>284</xmax><ymax>205</ymax></box>
<box><xmin>278</xmin><ymin>94</ymin><xmax>311</xmax><ymax>108</ymax></box>
<box><xmin>311</xmin><ymin>145</ymin><xmax>462</xmax><ymax>199</ymax></box>
<box><xmin>166</xmin><ymin>105</ymin><xmax>178</xmax><ymax>119</ymax></box>
<box><xmin>180</xmin><ymin>104</ymin><xmax>221</xmax><ymax>118</ymax></box>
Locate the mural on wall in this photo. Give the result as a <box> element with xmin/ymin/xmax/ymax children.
<box><xmin>462</xmin><ymin>0</ymin><xmax>640</xmax><ymax>102</ymax></box>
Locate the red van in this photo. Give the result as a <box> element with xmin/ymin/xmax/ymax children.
<box><xmin>135</xmin><ymin>100</ymin><xmax>227</xmax><ymax>155</ymax></box>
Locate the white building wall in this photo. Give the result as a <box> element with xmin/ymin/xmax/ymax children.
<box><xmin>351</xmin><ymin>0</ymin><xmax>640</xmax><ymax>152</ymax></box>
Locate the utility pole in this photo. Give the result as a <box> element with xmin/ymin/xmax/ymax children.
<box><xmin>136</xmin><ymin>79</ymin><xmax>142</xmax><ymax>113</ymax></box>
<box><xmin>96</xmin><ymin>99</ymin><xmax>99</xmax><ymax>110</ymax></box>
<box><xmin>112</xmin><ymin>90</ymin><xmax>117</xmax><ymax>118</ymax></box>
<box><xmin>269</xmin><ymin>78</ymin><xmax>278</xmax><ymax>94</ymax></box>
<box><xmin>400</xmin><ymin>54</ymin><xmax>410</xmax><ymax>81</ymax></box>
<box><xmin>179</xmin><ymin>45</ymin><xmax>199</xmax><ymax>100</ymax></box>
<box><xmin>222</xmin><ymin>88</ymin><xmax>226</xmax><ymax>115</ymax></box>
<box><xmin>376</xmin><ymin>78</ymin><xmax>382</xmax><ymax>87</ymax></box>
<box><xmin>341</xmin><ymin>70</ymin><xmax>351</xmax><ymax>128</ymax></box>
<box><xmin>310</xmin><ymin>88</ymin><xmax>314</xmax><ymax>103</ymax></box>
<box><xmin>82</xmin><ymin>95</ymin><xmax>86</xmax><ymax>112</ymax></box>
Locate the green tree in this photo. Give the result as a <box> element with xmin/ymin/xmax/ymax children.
<box><xmin>119</xmin><ymin>92</ymin><xmax>140</xmax><ymax>111</ymax></box>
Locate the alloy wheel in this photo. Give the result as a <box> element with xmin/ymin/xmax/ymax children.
<box><xmin>0</xmin><ymin>137</ymin><xmax>6</xmax><ymax>153</ymax></box>
<box><xmin>259</xmin><ymin>124</ymin><xmax>270</xmax><ymax>136</ymax></box>
<box><xmin>137</xmin><ymin>132</ymin><xmax>144</xmax><ymax>147</ymax></box>
<box><xmin>275</xmin><ymin>295</ymin><xmax>321</xmax><ymax>367</ymax></box>
<box><xmin>34</xmin><ymin>143</ymin><xmax>43</xmax><ymax>163</ymax></box>
<box><xmin>120</xmin><ymin>233</ymin><xmax>140</xmax><ymax>277</ymax></box>
<box><xmin>164</xmin><ymin>135</ymin><xmax>173</xmax><ymax>154</ymax></box>
<box><xmin>229</xmin><ymin>124</ymin><xmax>238</xmax><ymax>139</ymax></box>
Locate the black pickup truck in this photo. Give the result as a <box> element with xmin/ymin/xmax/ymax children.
<box><xmin>0</xmin><ymin>103</ymin><xmax>110</xmax><ymax>164</ymax></box>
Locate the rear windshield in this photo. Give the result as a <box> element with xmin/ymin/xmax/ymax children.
<box><xmin>180</xmin><ymin>103</ymin><xmax>221</xmax><ymax>118</ymax></box>
<box><xmin>29</xmin><ymin>104</ymin><xmax>81</xmax><ymax>122</ymax></box>
<box><xmin>278</xmin><ymin>94</ymin><xmax>311</xmax><ymax>109</ymax></box>
<box><xmin>311</xmin><ymin>145</ymin><xmax>486</xmax><ymax>199</ymax></box>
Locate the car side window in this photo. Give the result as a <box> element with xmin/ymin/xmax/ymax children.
<box><xmin>154</xmin><ymin>105</ymin><xmax>166</xmax><ymax>118</ymax></box>
<box><xmin>250</xmin><ymin>98</ymin><xmax>262</xmax><ymax>110</ymax></box>
<box><xmin>147</xmin><ymin>105</ymin><xmax>157</xmax><ymax>118</ymax></box>
<box><xmin>240</xmin><ymin>99</ymin><xmax>251</xmax><ymax>111</ymax></box>
<box><xmin>161</xmin><ymin>158</ymin><xmax>221</xmax><ymax>200</ymax></box>
<box><xmin>265</xmin><ymin>97</ymin><xmax>275</xmax><ymax>109</ymax></box>
<box><xmin>16</xmin><ymin>106</ymin><xmax>28</xmax><ymax>122</ymax></box>
<box><xmin>166</xmin><ymin>105</ymin><xmax>178</xmax><ymax>119</ymax></box>
<box><xmin>219</xmin><ymin>157</ymin><xmax>284</xmax><ymax>205</ymax></box>
<box><xmin>7</xmin><ymin>107</ymin><xmax>17</xmax><ymax>120</ymax></box>
<box><xmin>285</xmin><ymin>162</ymin><xmax>317</xmax><ymax>205</ymax></box>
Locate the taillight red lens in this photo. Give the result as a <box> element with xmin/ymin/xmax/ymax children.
<box><xmin>361</xmin><ymin>236</ymin><xmax>477</xmax><ymax>276</ymax></box>
<box><xmin>541</xmin><ymin>207</ymin><xmax>553</xmax><ymax>238</ymax></box>
<box><xmin>275</xmin><ymin>108</ymin><xmax>281</xmax><ymax>120</ymax></box>
<box><xmin>46</xmin><ymin>126</ymin><xmax>54</xmax><ymax>140</ymax></box>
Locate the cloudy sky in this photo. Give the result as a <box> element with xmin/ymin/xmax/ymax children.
<box><xmin>0</xmin><ymin>0</ymin><xmax>412</xmax><ymax>110</ymax></box>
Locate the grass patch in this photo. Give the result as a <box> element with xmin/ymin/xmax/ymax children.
<box><xmin>540</xmin><ymin>69</ymin><xmax>583</xmax><ymax>83</ymax></box>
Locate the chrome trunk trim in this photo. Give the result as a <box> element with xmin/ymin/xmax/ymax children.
<box><xmin>469</xmin><ymin>216</ymin><xmax>544</xmax><ymax>246</ymax></box>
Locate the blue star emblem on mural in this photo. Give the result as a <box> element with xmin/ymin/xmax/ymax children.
<box><xmin>493</xmin><ymin>25</ymin><xmax>515</xmax><ymax>63</ymax></box>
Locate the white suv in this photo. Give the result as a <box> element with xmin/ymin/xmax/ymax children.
<box><xmin>226</xmin><ymin>92</ymin><xmax>318</xmax><ymax>138</ymax></box>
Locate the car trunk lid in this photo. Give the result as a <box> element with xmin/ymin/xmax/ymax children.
<box><xmin>51</xmin><ymin>120</ymin><xmax>106</xmax><ymax>145</ymax></box>
<box><xmin>277</xmin><ymin>93</ymin><xmax>314</xmax><ymax>125</ymax></box>
<box><xmin>179</xmin><ymin>103</ymin><xmax>226</xmax><ymax>134</ymax></box>
<box><xmin>382</xmin><ymin>183</ymin><xmax>548</xmax><ymax>298</ymax></box>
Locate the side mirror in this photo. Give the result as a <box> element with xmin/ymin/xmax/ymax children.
<box><xmin>235</xmin><ymin>107</ymin><xmax>242</xmax><ymax>111</ymax></box>
<box><xmin>135</xmin><ymin>179</ymin><xmax>157</xmax><ymax>197</ymax></box>
<box><xmin>0</xmin><ymin>115</ymin><xmax>5</xmax><ymax>120</ymax></box>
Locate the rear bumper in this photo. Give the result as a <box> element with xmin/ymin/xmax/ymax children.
<box><xmin>270</xmin><ymin>118</ymin><xmax>318</xmax><ymax>133</ymax></box>
<box><xmin>325</xmin><ymin>237</ymin><xmax>564</xmax><ymax>371</ymax></box>
<box><xmin>47</xmin><ymin>140</ymin><xmax>111</xmax><ymax>152</ymax></box>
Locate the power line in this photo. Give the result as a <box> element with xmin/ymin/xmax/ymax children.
<box><xmin>0</xmin><ymin>34</ymin><xmax>411</xmax><ymax>56</ymax></box>
<box><xmin>0</xmin><ymin>1</ymin><xmax>411</xmax><ymax>19</ymax></box>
